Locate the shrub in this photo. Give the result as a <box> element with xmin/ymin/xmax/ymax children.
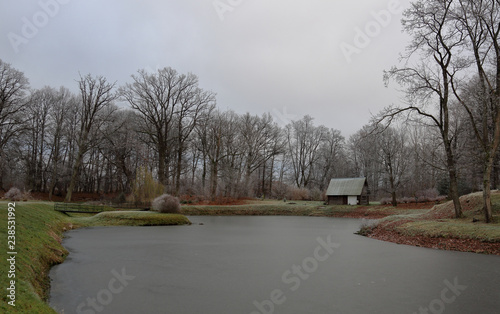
<box><xmin>152</xmin><ymin>194</ymin><xmax>181</xmax><ymax>214</ymax></box>
<box><xmin>113</xmin><ymin>192</ymin><xmax>127</xmax><ymax>204</ymax></box>
<box><xmin>5</xmin><ymin>187</ymin><xmax>23</xmax><ymax>201</ymax></box>
<box><xmin>379</xmin><ymin>197</ymin><xmax>392</xmax><ymax>205</ymax></box>
<box><xmin>287</xmin><ymin>187</ymin><xmax>310</xmax><ymax>201</ymax></box>
<box><xmin>309</xmin><ymin>188</ymin><xmax>324</xmax><ymax>201</ymax></box>
<box><xmin>131</xmin><ymin>166</ymin><xmax>164</xmax><ymax>204</ymax></box>
<box><xmin>355</xmin><ymin>218</ymin><xmax>379</xmax><ymax>236</ymax></box>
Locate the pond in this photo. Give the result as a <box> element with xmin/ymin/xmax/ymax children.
<box><xmin>50</xmin><ymin>216</ymin><xmax>500</xmax><ymax>314</ymax></box>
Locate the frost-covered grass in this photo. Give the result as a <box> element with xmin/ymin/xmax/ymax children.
<box><xmin>371</xmin><ymin>192</ymin><xmax>500</xmax><ymax>243</ymax></box>
<box><xmin>73</xmin><ymin>211</ymin><xmax>190</xmax><ymax>227</ymax></box>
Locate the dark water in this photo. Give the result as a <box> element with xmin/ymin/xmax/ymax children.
<box><xmin>49</xmin><ymin>216</ymin><xmax>500</xmax><ymax>314</ymax></box>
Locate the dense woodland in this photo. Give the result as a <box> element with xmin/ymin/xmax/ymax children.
<box><xmin>0</xmin><ymin>0</ymin><xmax>499</xmax><ymax>214</ymax></box>
<box><xmin>0</xmin><ymin>60</ymin><xmax>493</xmax><ymax>203</ymax></box>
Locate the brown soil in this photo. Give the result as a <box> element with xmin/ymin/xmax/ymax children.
<box><xmin>368</xmin><ymin>224</ymin><xmax>500</xmax><ymax>256</ymax></box>
<box><xmin>7</xmin><ymin>191</ymin><xmax>251</xmax><ymax>206</ymax></box>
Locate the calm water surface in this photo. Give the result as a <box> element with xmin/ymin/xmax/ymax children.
<box><xmin>50</xmin><ymin>216</ymin><xmax>500</xmax><ymax>313</ymax></box>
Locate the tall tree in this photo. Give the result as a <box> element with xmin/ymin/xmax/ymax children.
<box><xmin>452</xmin><ymin>0</ymin><xmax>500</xmax><ymax>222</ymax></box>
<box><xmin>382</xmin><ymin>0</ymin><xmax>465</xmax><ymax>218</ymax></box>
<box><xmin>48</xmin><ymin>87</ymin><xmax>77</xmax><ymax>200</ymax></box>
<box><xmin>172</xmin><ymin>79</ymin><xmax>216</xmax><ymax>196</ymax></box>
<box><xmin>377</xmin><ymin>126</ymin><xmax>411</xmax><ymax>206</ymax></box>
<box><xmin>120</xmin><ymin>67</ymin><xmax>214</xmax><ymax>192</ymax></box>
<box><xmin>25</xmin><ymin>87</ymin><xmax>53</xmax><ymax>191</ymax></box>
<box><xmin>0</xmin><ymin>59</ymin><xmax>29</xmax><ymax>190</ymax></box>
<box><xmin>286</xmin><ymin>116</ymin><xmax>326</xmax><ymax>188</ymax></box>
<box><xmin>65</xmin><ymin>74</ymin><xmax>117</xmax><ymax>202</ymax></box>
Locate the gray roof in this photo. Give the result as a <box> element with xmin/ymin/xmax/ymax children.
<box><xmin>326</xmin><ymin>178</ymin><xmax>367</xmax><ymax>196</ymax></box>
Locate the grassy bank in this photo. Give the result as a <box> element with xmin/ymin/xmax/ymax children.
<box><xmin>72</xmin><ymin>211</ymin><xmax>191</xmax><ymax>227</ymax></box>
<box><xmin>0</xmin><ymin>202</ymin><xmax>70</xmax><ymax>313</ymax></box>
<box><xmin>367</xmin><ymin>192</ymin><xmax>500</xmax><ymax>254</ymax></box>
<box><xmin>180</xmin><ymin>200</ymin><xmax>427</xmax><ymax>218</ymax></box>
<box><xmin>0</xmin><ymin>202</ymin><xmax>191</xmax><ymax>313</ymax></box>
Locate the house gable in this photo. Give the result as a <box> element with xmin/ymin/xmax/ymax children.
<box><xmin>326</xmin><ymin>178</ymin><xmax>369</xmax><ymax>205</ymax></box>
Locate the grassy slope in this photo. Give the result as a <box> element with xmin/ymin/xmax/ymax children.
<box><xmin>0</xmin><ymin>202</ymin><xmax>69</xmax><ymax>314</ymax></box>
<box><xmin>0</xmin><ymin>202</ymin><xmax>191</xmax><ymax>313</ymax></box>
<box><xmin>73</xmin><ymin>211</ymin><xmax>191</xmax><ymax>227</ymax></box>
<box><xmin>180</xmin><ymin>200</ymin><xmax>416</xmax><ymax>217</ymax></box>
<box><xmin>376</xmin><ymin>191</ymin><xmax>500</xmax><ymax>243</ymax></box>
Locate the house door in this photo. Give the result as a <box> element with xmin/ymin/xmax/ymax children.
<box><xmin>347</xmin><ymin>196</ymin><xmax>357</xmax><ymax>205</ymax></box>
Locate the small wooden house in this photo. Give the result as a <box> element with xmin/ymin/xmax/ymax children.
<box><xmin>326</xmin><ymin>177</ymin><xmax>370</xmax><ymax>205</ymax></box>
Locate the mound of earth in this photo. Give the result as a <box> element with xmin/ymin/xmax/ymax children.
<box><xmin>422</xmin><ymin>191</ymin><xmax>498</xmax><ymax>219</ymax></box>
<box><xmin>367</xmin><ymin>191</ymin><xmax>500</xmax><ymax>255</ymax></box>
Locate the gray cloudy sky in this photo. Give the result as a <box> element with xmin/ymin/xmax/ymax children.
<box><xmin>1</xmin><ymin>0</ymin><xmax>411</xmax><ymax>136</ymax></box>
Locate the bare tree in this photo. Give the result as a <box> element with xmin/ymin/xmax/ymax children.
<box><xmin>24</xmin><ymin>87</ymin><xmax>54</xmax><ymax>191</ymax></box>
<box><xmin>172</xmin><ymin>80</ymin><xmax>216</xmax><ymax>196</ymax></box>
<box><xmin>383</xmin><ymin>0</ymin><xmax>465</xmax><ymax>218</ymax></box>
<box><xmin>316</xmin><ymin>128</ymin><xmax>345</xmax><ymax>191</ymax></box>
<box><xmin>377</xmin><ymin>126</ymin><xmax>411</xmax><ymax>206</ymax></box>
<box><xmin>286</xmin><ymin>116</ymin><xmax>326</xmax><ymax>188</ymax></box>
<box><xmin>451</xmin><ymin>0</ymin><xmax>500</xmax><ymax>222</ymax></box>
<box><xmin>65</xmin><ymin>74</ymin><xmax>117</xmax><ymax>202</ymax></box>
<box><xmin>239</xmin><ymin>113</ymin><xmax>284</xmax><ymax>195</ymax></box>
<box><xmin>197</xmin><ymin>110</ymin><xmax>237</xmax><ymax>200</ymax></box>
<box><xmin>120</xmin><ymin>67</ymin><xmax>214</xmax><ymax>194</ymax></box>
<box><xmin>0</xmin><ymin>59</ymin><xmax>29</xmax><ymax>190</ymax></box>
<box><xmin>47</xmin><ymin>87</ymin><xmax>77</xmax><ymax>200</ymax></box>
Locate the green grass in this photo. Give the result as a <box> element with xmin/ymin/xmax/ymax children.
<box><xmin>0</xmin><ymin>202</ymin><xmax>191</xmax><ymax>313</ymax></box>
<box><xmin>181</xmin><ymin>204</ymin><xmax>352</xmax><ymax>216</ymax></box>
<box><xmin>396</xmin><ymin>219</ymin><xmax>500</xmax><ymax>243</ymax></box>
<box><xmin>72</xmin><ymin>211</ymin><xmax>191</xmax><ymax>227</ymax></box>
<box><xmin>180</xmin><ymin>200</ymin><xmax>429</xmax><ymax>218</ymax></box>
<box><xmin>0</xmin><ymin>202</ymin><xmax>69</xmax><ymax>313</ymax></box>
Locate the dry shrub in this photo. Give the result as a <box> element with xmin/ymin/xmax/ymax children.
<box><xmin>309</xmin><ymin>188</ymin><xmax>324</xmax><ymax>201</ymax></box>
<box><xmin>152</xmin><ymin>194</ymin><xmax>181</xmax><ymax>213</ymax></box>
<box><xmin>379</xmin><ymin>197</ymin><xmax>392</xmax><ymax>205</ymax></box>
<box><xmin>5</xmin><ymin>187</ymin><xmax>23</xmax><ymax>201</ymax></box>
<box><xmin>355</xmin><ymin>218</ymin><xmax>379</xmax><ymax>236</ymax></box>
<box><xmin>287</xmin><ymin>187</ymin><xmax>310</xmax><ymax>201</ymax></box>
<box><xmin>271</xmin><ymin>181</ymin><xmax>289</xmax><ymax>199</ymax></box>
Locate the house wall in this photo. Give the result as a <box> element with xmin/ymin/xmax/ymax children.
<box><xmin>359</xmin><ymin>195</ymin><xmax>369</xmax><ymax>205</ymax></box>
<box><xmin>328</xmin><ymin>196</ymin><xmax>347</xmax><ymax>205</ymax></box>
<box><xmin>328</xmin><ymin>194</ymin><xmax>370</xmax><ymax>205</ymax></box>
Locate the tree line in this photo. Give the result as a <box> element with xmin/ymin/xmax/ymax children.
<box><xmin>0</xmin><ymin>1</ymin><xmax>498</xmax><ymax>220</ymax></box>
<box><xmin>0</xmin><ymin>58</ymin><xmax>494</xmax><ymax>206</ymax></box>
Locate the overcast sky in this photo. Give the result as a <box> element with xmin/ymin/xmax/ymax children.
<box><xmin>1</xmin><ymin>0</ymin><xmax>412</xmax><ymax>137</ymax></box>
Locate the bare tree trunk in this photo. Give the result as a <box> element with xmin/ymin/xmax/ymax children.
<box><xmin>445</xmin><ymin>139</ymin><xmax>463</xmax><ymax>218</ymax></box>
<box><xmin>175</xmin><ymin>142</ymin><xmax>183</xmax><ymax>196</ymax></box>
<box><xmin>483</xmin><ymin>154</ymin><xmax>495</xmax><ymax>223</ymax></box>
<box><xmin>210</xmin><ymin>160</ymin><xmax>218</xmax><ymax>201</ymax></box>
<box><xmin>65</xmin><ymin>147</ymin><xmax>84</xmax><ymax>202</ymax></box>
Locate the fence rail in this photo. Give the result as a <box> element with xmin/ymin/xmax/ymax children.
<box><xmin>110</xmin><ymin>202</ymin><xmax>151</xmax><ymax>211</ymax></box>
<box><xmin>54</xmin><ymin>203</ymin><xmax>105</xmax><ymax>215</ymax></box>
